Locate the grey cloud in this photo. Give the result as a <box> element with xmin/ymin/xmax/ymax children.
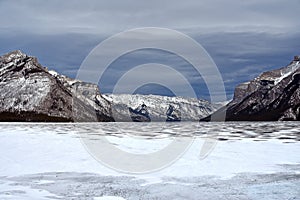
<box><xmin>0</xmin><ymin>0</ymin><xmax>299</xmax><ymax>35</ymax></box>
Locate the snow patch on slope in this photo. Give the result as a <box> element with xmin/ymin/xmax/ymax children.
<box><xmin>275</xmin><ymin>61</ymin><xmax>300</xmax><ymax>85</ymax></box>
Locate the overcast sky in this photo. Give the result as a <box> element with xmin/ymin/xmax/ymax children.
<box><xmin>0</xmin><ymin>0</ymin><xmax>300</xmax><ymax>100</ymax></box>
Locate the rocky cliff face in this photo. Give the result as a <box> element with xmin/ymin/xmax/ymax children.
<box><xmin>0</xmin><ymin>50</ymin><xmax>114</xmax><ymax>122</ymax></box>
<box><xmin>202</xmin><ymin>55</ymin><xmax>300</xmax><ymax>121</ymax></box>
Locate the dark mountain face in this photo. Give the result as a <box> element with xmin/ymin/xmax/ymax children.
<box><xmin>202</xmin><ymin>55</ymin><xmax>300</xmax><ymax>121</ymax></box>
<box><xmin>0</xmin><ymin>50</ymin><xmax>114</xmax><ymax>122</ymax></box>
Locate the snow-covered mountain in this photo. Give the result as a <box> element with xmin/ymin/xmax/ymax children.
<box><xmin>202</xmin><ymin>55</ymin><xmax>300</xmax><ymax>121</ymax></box>
<box><xmin>0</xmin><ymin>50</ymin><xmax>113</xmax><ymax>122</ymax></box>
<box><xmin>103</xmin><ymin>94</ymin><xmax>220</xmax><ymax>121</ymax></box>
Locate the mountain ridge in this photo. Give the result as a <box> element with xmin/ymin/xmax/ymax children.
<box><xmin>202</xmin><ymin>55</ymin><xmax>300</xmax><ymax>121</ymax></box>
<box><xmin>104</xmin><ymin>94</ymin><xmax>221</xmax><ymax>121</ymax></box>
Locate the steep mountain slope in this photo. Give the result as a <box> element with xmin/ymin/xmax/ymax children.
<box><xmin>0</xmin><ymin>50</ymin><xmax>113</xmax><ymax>122</ymax></box>
<box><xmin>104</xmin><ymin>94</ymin><xmax>220</xmax><ymax>121</ymax></box>
<box><xmin>202</xmin><ymin>56</ymin><xmax>300</xmax><ymax>121</ymax></box>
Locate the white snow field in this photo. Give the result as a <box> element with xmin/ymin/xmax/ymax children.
<box><xmin>0</xmin><ymin>122</ymin><xmax>299</xmax><ymax>200</ymax></box>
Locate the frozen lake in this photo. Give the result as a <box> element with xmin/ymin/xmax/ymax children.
<box><xmin>0</xmin><ymin>122</ymin><xmax>299</xmax><ymax>200</ymax></box>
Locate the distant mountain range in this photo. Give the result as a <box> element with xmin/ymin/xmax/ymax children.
<box><xmin>0</xmin><ymin>50</ymin><xmax>219</xmax><ymax>122</ymax></box>
<box><xmin>103</xmin><ymin>94</ymin><xmax>221</xmax><ymax>121</ymax></box>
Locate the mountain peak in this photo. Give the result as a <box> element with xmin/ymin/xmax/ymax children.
<box><xmin>294</xmin><ymin>55</ymin><xmax>300</xmax><ymax>62</ymax></box>
<box><xmin>0</xmin><ymin>50</ymin><xmax>27</xmax><ymax>64</ymax></box>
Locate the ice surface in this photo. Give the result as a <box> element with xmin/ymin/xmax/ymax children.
<box><xmin>94</xmin><ymin>196</ymin><xmax>126</xmax><ymax>200</ymax></box>
<box><xmin>0</xmin><ymin>181</ymin><xmax>62</xmax><ymax>200</ymax></box>
<box><xmin>0</xmin><ymin>122</ymin><xmax>299</xmax><ymax>199</ymax></box>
